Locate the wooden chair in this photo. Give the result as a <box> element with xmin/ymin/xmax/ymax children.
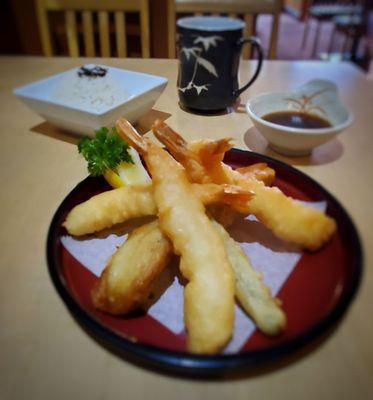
<box><xmin>329</xmin><ymin>13</ymin><xmax>366</xmax><ymax>56</ymax></box>
<box><xmin>167</xmin><ymin>0</ymin><xmax>282</xmax><ymax>59</ymax></box>
<box><xmin>35</xmin><ymin>0</ymin><xmax>150</xmax><ymax>57</ymax></box>
<box><xmin>301</xmin><ymin>1</ymin><xmax>363</xmax><ymax>57</ymax></box>
<box><xmin>328</xmin><ymin>0</ymin><xmax>370</xmax><ymax>59</ymax></box>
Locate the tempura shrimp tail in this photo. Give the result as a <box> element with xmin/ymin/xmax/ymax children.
<box><xmin>116</xmin><ymin>117</ymin><xmax>149</xmax><ymax>153</ymax></box>
<box><xmin>152</xmin><ymin>120</ymin><xmax>211</xmax><ymax>184</ymax></box>
<box><xmin>153</xmin><ymin>121</ymin><xmax>233</xmax><ymax>163</ymax></box>
<box><xmin>192</xmin><ymin>138</ymin><xmax>234</xmax><ymax>159</ymax></box>
<box><xmin>152</xmin><ymin>119</ymin><xmax>189</xmax><ymax>160</ymax></box>
<box><xmin>219</xmin><ymin>184</ymin><xmax>255</xmax><ymax>213</ymax></box>
<box><xmin>235</xmin><ymin>163</ymin><xmax>276</xmax><ymax>186</ymax></box>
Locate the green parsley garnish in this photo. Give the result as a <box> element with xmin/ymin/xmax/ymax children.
<box><xmin>78</xmin><ymin>127</ymin><xmax>134</xmax><ymax>176</ymax></box>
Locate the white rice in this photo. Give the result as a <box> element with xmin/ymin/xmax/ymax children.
<box><xmin>51</xmin><ymin>67</ymin><xmax>132</xmax><ymax>113</ymax></box>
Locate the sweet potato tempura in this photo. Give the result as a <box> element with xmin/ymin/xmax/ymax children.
<box><xmin>92</xmin><ymin>220</ymin><xmax>172</xmax><ymax>314</ymax></box>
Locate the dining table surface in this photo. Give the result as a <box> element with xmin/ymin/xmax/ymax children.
<box><xmin>0</xmin><ymin>55</ymin><xmax>372</xmax><ymax>400</ymax></box>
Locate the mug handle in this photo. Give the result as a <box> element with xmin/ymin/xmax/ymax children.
<box><xmin>233</xmin><ymin>37</ymin><xmax>264</xmax><ymax>98</ymax></box>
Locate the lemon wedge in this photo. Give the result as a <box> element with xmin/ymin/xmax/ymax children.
<box><xmin>103</xmin><ymin>169</ymin><xmax>125</xmax><ymax>189</ymax></box>
<box><xmin>117</xmin><ymin>147</ymin><xmax>151</xmax><ymax>185</ymax></box>
<box><xmin>103</xmin><ymin>147</ymin><xmax>151</xmax><ymax>189</ymax></box>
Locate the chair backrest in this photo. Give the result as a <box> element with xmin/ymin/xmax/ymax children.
<box><xmin>167</xmin><ymin>0</ymin><xmax>282</xmax><ymax>59</ymax></box>
<box><xmin>35</xmin><ymin>0</ymin><xmax>150</xmax><ymax>57</ymax></box>
<box><xmin>308</xmin><ymin>0</ymin><xmax>365</xmax><ymax>16</ymax></box>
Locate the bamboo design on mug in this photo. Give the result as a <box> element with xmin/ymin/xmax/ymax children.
<box><xmin>178</xmin><ymin>35</ymin><xmax>224</xmax><ymax>95</ymax></box>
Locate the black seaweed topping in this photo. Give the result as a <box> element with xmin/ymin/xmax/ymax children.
<box><xmin>77</xmin><ymin>65</ymin><xmax>108</xmax><ymax>77</ymax></box>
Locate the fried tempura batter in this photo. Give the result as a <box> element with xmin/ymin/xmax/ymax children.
<box><xmin>117</xmin><ymin>118</ymin><xmax>235</xmax><ymax>354</ymax></box>
<box><xmin>153</xmin><ymin>120</ymin><xmax>336</xmax><ymax>250</ymax></box>
<box><xmin>92</xmin><ymin>220</ymin><xmax>172</xmax><ymax>314</ymax></box>
<box><xmin>93</xmin><ymin>215</ymin><xmax>285</xmax><ymax>334</ymax></box>
<box><xmin>212</xmin><ymin>221</ymin><xmax>286</xmax><ymax>335</ymax></box>
<box><xmin>204</xmin><ymin>157</ymin><xmax>336</xmax><ymax>251</ymax></box>
<box><xmin>64</xmin><ymin>183</ymin><xmax>253</xmax><ymax>236</ymax></box>
<box><xmin>63</xmin><ymin>183</ymin><xmax>155</xmax><ymax>236</ymax></box>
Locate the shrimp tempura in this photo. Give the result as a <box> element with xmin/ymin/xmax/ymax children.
<box><xmin>116</xmin><ymin>118</ymin><xmax>235</xmax><ymax>354</ymax></box>
<box><xmin>64</xmin><ymin>182</ymin><xmax>253</xmax><ymax>236</ymax></box>
<box><xmin>153</xmin><ymin>121</ymin><xmax>336</xmax><ymax>251</ymax></box>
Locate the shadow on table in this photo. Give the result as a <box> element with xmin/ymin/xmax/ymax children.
<box><xmin>30</xmin><ymin>109</ymin><xmax>172</xmax><ymax>144</ymax></box>
<box><xmin>31</xmin><ymin>121</ymin><xmax>81</xmax><ymax>145</ymax></box>
<box><xmin>178</xmin><ymin>100</ymin><xmax>247</xmax><ymax>116</ymax></box>
<box><xmin>243</xmin><ymin>126</ymin><xmax>344</xmax><ymax>167</ymax></box>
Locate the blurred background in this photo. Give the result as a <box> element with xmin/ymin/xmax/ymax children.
<box><xmin>1</xmin><ymin>0</ymin><xmax>372</xmax><ymax>72</ymax></box>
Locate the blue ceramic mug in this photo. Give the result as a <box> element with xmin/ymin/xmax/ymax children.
<box><xmin>177</xmin><ymin>16</ymin><xmax>263</xmax><ymax>112</ymax></box>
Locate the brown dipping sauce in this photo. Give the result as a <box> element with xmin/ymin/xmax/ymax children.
<box><xmin>262</xmin><ymin>111</ymin><xmax>332</xmax><ymax>129</ymax></box>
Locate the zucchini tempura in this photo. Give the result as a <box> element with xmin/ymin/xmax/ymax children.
<box><xmin>212</xmin><ymin>221</ymin><xmax>286</xmax><ymax>335</ymax></box>
<box><xmin>116</xmin><ymin>118</ymin><xmax>235</xmax><ymax>354</ymax></box>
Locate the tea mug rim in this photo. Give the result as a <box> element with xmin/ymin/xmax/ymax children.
<box><xmin>177</xmin><ymin>16</ymin><xmax>245</xmax><ymax>31</ymax></box>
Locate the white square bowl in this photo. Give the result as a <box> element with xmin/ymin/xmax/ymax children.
<box><xmin>13</xmin><ymin>65</ymin><xmax>168</xmax><ymax>136</ymax></box>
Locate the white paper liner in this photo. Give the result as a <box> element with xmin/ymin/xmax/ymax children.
<box><xmin>61</xmin><ymin>201</ymin><xmax>326</xmax><ymax>353</ymax></box>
